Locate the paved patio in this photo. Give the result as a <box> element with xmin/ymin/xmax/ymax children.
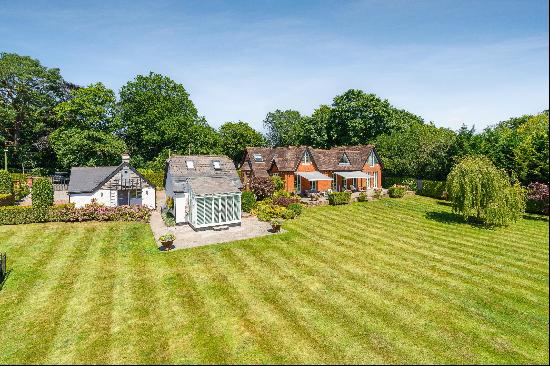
<box><xmin>149</xmin><ymin>210</ymin><xmax>276</xmax><ymax>250</ymax></box>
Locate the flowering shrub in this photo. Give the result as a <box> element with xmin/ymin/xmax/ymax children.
<box><xmin>250</xmin><ymin>177</ymin><xmax>276</xmax><ymax>200</ymax></box>
<box><xmin>49</xmin><ymin>202</ymin><xmax>151</xmax><ymax>222</ymax></box>
<box><xmin>273</xmin><ymin>196</ymin><xmax>300</xmax><ymax>207</ymax></box>
<box><xmin>526</xmin><ymin>182</ymin><xmax>549</xmax><ymax>215</ymax></box>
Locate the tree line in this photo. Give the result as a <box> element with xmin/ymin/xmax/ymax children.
<box><xmin>1</xmin><ymin>52</ymin><xmax>548</xmax><ymax>187</ymax></box>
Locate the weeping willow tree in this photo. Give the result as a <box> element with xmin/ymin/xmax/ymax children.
<box><xmin>446</xmin><ymin>155</ymin><xmax>525</xmax><ymax>226</ymax></box>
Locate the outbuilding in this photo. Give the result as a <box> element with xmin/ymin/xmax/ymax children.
<box><xmin>165</xmin><ymin>155</ymin><xmax>242</xmax><ymax>230</ymax></box>
<box><xmin>67</xmin><ymin>153</ymin><xmax>156</xmax><ymax>209</ymax></box>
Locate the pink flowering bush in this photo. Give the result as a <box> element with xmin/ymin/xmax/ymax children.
<box><xmin>50</xmin><ymin>202</ymin><xmax>151</xmax><ymax>222</ymax></box>
<box><xmin>526</xmin><ymin>182</ymin><xmax>549</xmax><ymax>215</ymax></box>
<box><xmin>273</xmin><ymin>196</ymin><xmax>301</xmax><ymax>207</ymax></box>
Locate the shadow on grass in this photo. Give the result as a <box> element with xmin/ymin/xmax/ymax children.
<box><xmin>522</xmin><ymin>214</ymin><xmax>549</xmax><ymax>222</ymax></box>
<box><xmin>436</xmin><ymin>200</ymin><xmax>452</xmax><ymax>207</ymax></box>
<box><xmin>425</xmin><ymin>211</ymin><xmax>493</xmax><ymax>229</ymax></box>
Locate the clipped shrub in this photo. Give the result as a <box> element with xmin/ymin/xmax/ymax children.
<box><xmin>328</xmin><ymin>191</ymin><xmax>351</xmax><ymax>205</ymax></box>
<box><xmin>418</xmin><ymin>180</ymin><xmax>447</xmax><ymax>199</ymax></box>
<box><xmin>273</xmin><ymin>196</ymin><xmax>301</xmax><ymax>207</ymax></box>
<box><xmin>0</xmin><ymin>170</ymin><xmax>12</xmax><ymax>195</ymax></box>
<box><xmin>287</xmin><ymin>203</ymin><xmax>303</xmax><ymax>216</ymax></box>
<box><xmin>241</xmin><ymin>191</ymin><xmax>256</xmax><ymax>213</ymax></box>
<box><xmin>282</xmin><ymin>208</ymin><xmax>297</xmax><ymax>219</ymax></box>
<box><xmin>13</xmin><ymin>180</ymin><xmax>30</xmax><ymax>201</ymax></box>
<box><xmin>161</xmin><ymin>210</ymin><xmax>176</xmax><ymax>226</ymax></box>
<box><xmin>388</xmin><ymin>185</ymin><xmax>407</xmax><ymax>198</ymax></box>
<box><xmin>252</xmin><ymin>199</ymin><xmax>287</xmax><ymax>221</ymax></box>
<box><xmin>271</xmin><ymin>175</ymin><xmax>284</xmax><ymax>191</ymax></box>
<box><xmin>526</xmin><ymin>182</ymin><xmax>549</xmax><ymax>215</ymax></box>
<box><xmin>374</xmin><ymin>188</ymin><xmax>384</xmax><ymax>199</ymax></box>
<box><xmin>250</xmin><ymin>177</ymin><xmax>276</xmax><ymax>200</ymax></box>
<box><xmin>0</xmin><ymin>194</ymin><xmax>14</xmax><ymax>206</ymax></box>
<box><xmin>32</xmin><ymin>178</ymin><xmax>54</xmax><ymax>208</ymax></box>
<box><xmin>0</xmin><ymin>206</ymin><xmax>50</xmax><ymax>225</ymax></box>
<box><xmin>272</xmin><ymin>189</ymin><xmax>291</xmax><ymax>199</ymax></box>
<box><xmin>357</xmin><ymin>192</ymin><xmax>367</xmax><ymax>202</ymax></box>
<box><xmin>137</xmin><ymin>169</ymin><xmax>164</xmax><ymax>190</ymax></box>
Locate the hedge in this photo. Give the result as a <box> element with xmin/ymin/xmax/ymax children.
<box><xmin>418</xmin><ymin>180</ymin><xmax>447</xmax><ymax>199</ymax></box>
<box><xmin>32</xmin><ymin>178</ymin><xmax>54</xmax><ymax>208</ymax></box>
<box><xmin>328</xmin><ymin>192</ymin><xmax>351</xmax><ymax>205</ymax></box>
<box><xmin>0</xmin><ymin>170</ymin><xmax>12</xmax><ymax>194</ymax></box>
<box><xmin>0</xmin><ymin>194</ymin><xmax>14</xmax><ymax>206</ymax></box>
<box><xmin>0</xmin><ymin>203</ymin><xmax>151</xmax><ymax>225</ymax></box>
<box><xmin>382</xmin><ymin>176</ymin><xmax>417</xmax><ymax>190</ymax></box>
<box><xmin>137</xmin><ymin>169</ymin><xmax>164</xmax><ymax>190</ymax></box>
<box><xmin>241</xmin><ymin>191</ymin><xmax>256</xmax><ymax>213</ymax></box>
<box><xmin>388</xmin><ymin>185</ymin><xmax>407</xmax><ymax>198</ymax></box>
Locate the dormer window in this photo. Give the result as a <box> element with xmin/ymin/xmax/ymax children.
<box><xmin>213</xmin><ymin>160</ymin><xmax>221</xmax><ymax>170</ymax></box>
<box><xmin>186</xmin><ymin>160</ymin><xmax>195</xmax><ymax>169</ymax></box>
<box><xmin>302</xmin><ymin>150</ymin><xmax>312</xmax><ymax>164</ymax></box>
<box><xmin>253</xmin><ymin>154</ymin><xmax>263</xmax><ymax>162</ymax></box>
<box><xmin>368</xmin><ymin>152</ymin><xmax>378</xmax><ymax>166</ymax></box>
<box><xmin>339</xmin><ymin>153</ymin><xmax>350</xmax><ymax>165</ymax></box>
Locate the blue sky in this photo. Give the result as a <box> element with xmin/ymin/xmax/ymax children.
<box><xmin>1</xmin><ymin>0</ymin><xmax>548</xmax><ymax>131</ymax></box>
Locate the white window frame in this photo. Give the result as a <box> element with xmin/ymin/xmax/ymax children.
<box><xmin>186</xmin><ymin>160</ymin><xmax>195</xmax><ymax>169</ymax></box>
<box><xmin>302</xmin><ymin>151</ymin><xmax>312</xmax><ymax>164</ymax></box>
<box><xmin>253</xmin><ymin>154</ymin><xmax>263</xmax><ymax>162</ymax></box>
<box><xmin>213</xmin><ymin>160</ymin><xmax>221</xmax><ymax>170</ymax></box>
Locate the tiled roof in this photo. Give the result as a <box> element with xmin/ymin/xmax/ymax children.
<box><xmin>166</xmin><ymin>155</ymin><xmax>242</xmax><ymax>193</ymax></box>
<box><xmin>242</xmin><ymin>145</ymin><xmax>380</xmax><ymax>175</ymax></box>
<box><xmin>68</xmin><ymin>166</ymin><xmax>120</xmax><ymax>193</ymax></box>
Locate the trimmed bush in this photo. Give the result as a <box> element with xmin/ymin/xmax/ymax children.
<box><xmin>0</xmin><ymin>206</ymin><xmax>50</xmax><ymax>225</ymax></box>
<box><xmin>0</xmin><ymin>202</ymin><xmax>152</xmax><ymax>225</ymax></box>
<box><xmin>241</xmin><ymin>191</ymin><xmax>256</xmax><ymax>213</ymax></box>
<box><xmin>374</xmin><ymin>188</ymin><xmax>384</xmax><ymax>199</ymax></box>
<box><xmin>328</xmin><ymin>192</ymin><xmax>351</xmax><ymax>205</ymax></box>
<box><xmin>287</xmin><ymin>203</ymin><xmax>303</xmax><ymax>216</ymax></box>
<box><xmin>272</xmin><ymin>189</ymin><xmax>291</xmax><ymax>199</ymax></box>
<box><xmin>388</xmin><ymin>185</ymin><xmax>407</xmax><ymax>198</ymax></box>
<box><xmin>357</xmin><ymin>192</ymin><xmax>367</xmax><ymax>202</ymax></box>
<box><xmin>137</xmin><ymin>169</ymin><xmax>164</xmax><ymax>190</ymax></box>
<box><xmin>252</xmin><ymin>199</ymin><xmax>286</xmax><ymax>221</ymax></box>
<box><xmin>418</xmin><ymin>180</ymin><xmax>447</xmax><ymax>199</ymax></box>
<box><xmin>32</xmin><ymin>178</ymin><xmax>54</xmax><ymax>208</ymax></box>
<box><xmin>0</xmin><ymin>194</ymin><xmax>14</xmax><ymax>206</ymax></box>
<box><xmin>0</xmin><ymin>170</ymin><xmax>12</xmax><ymax>194</ymax></box>
<box><xmin>383</xmin><ymin>176</ymin><xmax>416</xmax><ymax>190</ymax></box>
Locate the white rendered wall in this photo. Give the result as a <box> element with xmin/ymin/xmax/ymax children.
<box><xmin>142</xmin><ymin>187</ymin><xmax>156</xmax><ymax>209</ymax></box>
<box><xmin>174</xmin><ymin>193</ymin><xmax>188</xmax><ymax>224</ymax></box>
<box><xmin>69</xmin><ymin>190</ymin><xmax>113</xmax><ymax>208</ymax></box>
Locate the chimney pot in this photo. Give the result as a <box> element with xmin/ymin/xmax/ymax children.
<box><xmin>121</xmin><ymin>153</ymin><xmax>130</xmax><ymax>164</ymax></box>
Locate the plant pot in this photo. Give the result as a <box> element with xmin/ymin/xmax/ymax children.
<box><xmin>160</xmin><ymin>240</ymin><xmax>173</xmax><ymax>250</ymax></box>
<box><xmin>271</xmin><ymin>224</ymin><xmax>281</xmax><ymax>232</ymax></box>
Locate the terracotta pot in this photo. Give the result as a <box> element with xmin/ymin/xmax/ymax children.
<box><xmin>160</xmin><ymin>240</ymin><xmax>173</xmax><ymax>250</ymax></box>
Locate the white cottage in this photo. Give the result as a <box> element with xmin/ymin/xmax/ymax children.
<box><xmin>165</xmin><ymin>155</ymin><xmax>242</xmax><ymax>230</ymax></box>
<box><xmin>68</xmin><ymin>153</ymin><xmax>156</xmax><ymax>209</ymax></box>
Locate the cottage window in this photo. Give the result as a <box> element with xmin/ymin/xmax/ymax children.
<box><xmin>339</xmin><ymin>153</ymin><xmax>350</xmax><ymax>165</ymax></box>
<box><xmin>213</xmin><ymin>160</ymin><xmax>221</xmax><ymax>170</ymax></box>
<box><xmin>302</xmin><ymin>151</ymin><xmax>312</xmax><ymax>164</ymax></box>
<box><xmin>253</xmin><ymin>154</ymin><xmax>263</xmax><ymax>162</ymax></box>
<box><xmin>186</xmin><ymin>161</ymin><xmax>195</xmax><ymax>169</ymax></box>
<box><xmin>368</xmin><ymin>152</ymin><xmax>378</xmax><ymax>166</ymax></box>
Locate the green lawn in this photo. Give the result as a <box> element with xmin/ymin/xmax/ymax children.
<box><xmin>0</xmin><ymin>196</ymin><xmax>548</xmax><ymax>364</ymax></box>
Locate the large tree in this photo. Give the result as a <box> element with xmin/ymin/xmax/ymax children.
<box><xmin>219</xmin><ymin>121</ymin><xmax>267</xmax><ymax>164</ymax></box>
<box><xmin>375</xmin><ymin>122</ymin><xmax>456</xmax><ymax>180</ymax></box>
<box><xmin>263</xmin><ymin>109</ymin><xmax>304</xmax><ymax>147</ymax></box>
<box><xmin>299</xmin><ymin>104</ymin><xmax>331</xmax><ymax>148</ymax></box>
<box><xmin>326</xmin><ymin>89</ymin><xmax>395</xmax><ymax>146</ymax></box>
<box><xmin>118</xmin><ymin>72</ymin><xmax>210</xmax><ymax>165</ymax></box>
<box><xmin>50</xmin><ymin>83</ymin><xmax>126</xmax><ymax>169</ymax></box>
<box><xmin>0</xmin><ymin>52</ymin><xmax>72</xmax><ymax>169</ymax></box>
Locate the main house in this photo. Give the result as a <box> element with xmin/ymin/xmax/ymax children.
<box><xmin>164</xmin><ymin>155</ymin><xmax>243</xmax><ymax>229</ymax></box>
<box><xmin>240</xmin><ymin>145</ymin><xmax>382</xmax><ymax>194</ymax></box>
<box><xmin>68</xmin><ymin>153</ymin><xmax>156</xmax><ymax>208</ymax></box>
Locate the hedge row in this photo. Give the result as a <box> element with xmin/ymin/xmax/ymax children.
<box><xmin>418</xmin><ymin>180</ymin><xmax>447</xmax><ymax>199</ymax></box>
<box><xmin>137</xmin><ymin>169</ymin><xmax>164</xmax><ymax>190</ymax></box>
<box><xmin>382</xmin><ymin>176</ymin><xmax>417</xmax><ymax>190</ymax></box>
<box><xmin>0</xmin><ymin>194</ymin><xmax>14</xmax><ymax>206</ymax></box>
<box><xmin>0</xmin><ymin>203</ymin><xmax>151</xmax><ymax>225</ymax></box>
<box><xmin>328</xmin><ymin>192</ymin><xmax>351</xmax><ymax>205</ymax></box>
<box><xmin>0</xmin><ymin>171</ymin><xmax>12</xmax><ymax>194</ymax></box>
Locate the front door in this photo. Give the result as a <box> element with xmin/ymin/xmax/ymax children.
<box><xmin>117</xmin><ymin>190</ymin><xmax>129</xmax><ymax>206</ymax></box>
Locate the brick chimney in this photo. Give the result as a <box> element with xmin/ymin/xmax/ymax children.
<box><xmin>121</xmin><ymin>152</ymin><xmax>130</xmax><ymax>164</ymax></box>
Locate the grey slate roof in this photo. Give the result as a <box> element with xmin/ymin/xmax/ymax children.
<box><xmin>166</xmin><ymin>155</ymin><xmax>243</xmax><ymax>195</ymax></box>
<box><xmin>68</xmin><ymin>166</ymin><xmax>119</xmax><ymax>193</ymax></box>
